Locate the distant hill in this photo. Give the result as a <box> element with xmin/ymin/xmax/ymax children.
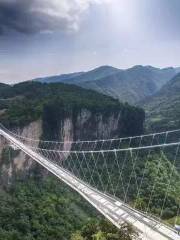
<box><xmin>176</xmin><ymin>67</ymin><xmax>180</xmax><ymax>73</ymax></box>
<box><xmin>0</xmin><ymin>83</ymin><xmax>10</xmax><ymax>91</ymax></box>
<box><xmin>36</xmin><ymin>66</ymin><xmax>119</xmax><ymax>84</ymax></box>
<box><xmin>79</xmin><ymin>66</ymin><xmax>178</xmax><ymax>104</ymax></box>
<box><xmin>0</xmin><ymin>83</ymin><xmax>12</xmax><ymax>98</ymax></box>
<box><xmin>36</xmin><ymin>72</ymin><xmax>84</xmax><ymax>84</ymax></box>
<box><xmin>0</xmin><ymin>83</ymin><xmax>8</xmax><ymax>87</ymax></box>
<box><xmin>142</xmin><ymin>73</ymin><xmax>180</xmax><ymax>131</ymax></box>
<box><xmin>35</xmin><ymin>65</ymin><xmax>179</xmax><ymax>104</ymax></box>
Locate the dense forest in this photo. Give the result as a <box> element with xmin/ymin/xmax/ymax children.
<box><xmin>0</xmin><ymin>81</ymin><xmax>144</xmax><ymax>239</ymax></box>
<box><xmin>0</xmin><ymin>81</ymin><xmax>179</xmax><ymax>239</ymax></box>
<box><xmin>62</xmin><ymin>143</ymin><xmax>180</xmax><ymax>225</ymax></box>
<box><xmin>0</xmin><ymin>176</ymin><xmax>99</xmax><ymax>240</ymax></box>
<box><xmin>0</xmin><ymin>81</ymin><xmax>145</xmax><ymax>138</ymax></box>
<box><xmin>142</xmin><ymin>73</ymin><xmax>180</xmax><ymax>131</ymax></box>
<box><xmin>0</xmin><ymin>174</ymin><xmax>138</xmax><ymax>240</ymax></box>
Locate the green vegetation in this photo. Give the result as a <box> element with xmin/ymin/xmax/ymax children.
<box><xmin>135</xmin><ymin>153</ymin><xmax>180</xmax><ymax>220</ymax></box>
<box><xmin>0</xmin><ymin>81</ymin><xmax>145</xmax><ymax>137</ymax></box>
<box><xmin>0</xmin><ymin>81</ymin><xmax>145</xmax><ymax>239</ymax></box>
<box><xmin>64</xmin><ymin>149</ymin><xmax>180</xmax><ymax>224</ymax></box>
<box><xmin>3</xmin><ymin>79</ymin><xmax>180</xmax><ymax>235</ymax></box>
<box><xmin>0</xmin><ymin>177</ymin><xmax>97</xmax><ymax>240</ymax></box>
<box><xmin>0</xmin><ymin>147</ymin><xmax>19</xmax><ymax>167</ymax></box>
<box><xmin>71</xmin><ymin>219</ymin><xmax>138</xmax><ymax>240</ymax></box>
<box><xmin>0</xmin><ymin>177</ymin><xmax>137</xmax><ymax>240</ymax></box>
<box><xmin>36</xmin><ymin>65</ymin><xmax>178</xmax><ymax>104</ymax></box>
<box><xmin>142</xmin><ymin>73</ymin><xmax>180</xmax><ymax>131</ymax></box>
<box><xmin>0</xmin><ymin>83</ymin><xmax>12</xmax><ymax>97</ymax></box>
<box><xmin>166</xmin><ymin>216</ymin><xmax>180</xmax><ymax>226</ymax></box>
<box><xmin>42</xmin><ymin>98</ymin><xmax>144</xmax><ymax>141</ymax></box>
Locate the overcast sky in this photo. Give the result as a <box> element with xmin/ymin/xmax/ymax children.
<box><xmin>0</xmin><ymin>0</ymin><xmax>180</xmax><ymax>83</ymax></box>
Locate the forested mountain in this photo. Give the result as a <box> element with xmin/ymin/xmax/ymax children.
<box><xmin>142</xmin><ymin>73</ymin><xmax>180</xmax><ymax>131</ymax></box>
<box><xmin>0</xmin><ymin>81</ymin><xmax>144</xmax><ymax>239</ymax></box>
<box><xmin>0</xmin><ymin>80</ymin><xmax>180</xmax><ymax>239</ymax></box>
<box><xmin>0</xmin><ymin>83</ymin><xmax>11</xmax><ymax>96</ymax></box>
<box><xmin>0</xmin><ymin>177</ymin><xmax>98</xmax><ymax>240</ymax></box>
<box><xmin>175</xmin><ymin>67</ymin><xmax>180</xmax><ymax>73</ymax></box>
<box><xmin>36</xmin><ymin>66</ymin><xmax>119</xmax><ymax>85</ymax></box>
<box><xmin>0</xmin><ymin>81</ymin><xmax>144</xmax><ymax>136</ymax></box>
<box><xmin>36</xmin><ymin>72</ymin><xmax>84</xmax><ymax>84</ymax></box>
<box><xmin>35</xmin><ymin>65</ymin><xmax>179</xmax><ymax>104</ymax></box>
<box><xmin>0</xmin><ymin>83</ymin><xmax>9</xmax><ymax>88</ymax></box>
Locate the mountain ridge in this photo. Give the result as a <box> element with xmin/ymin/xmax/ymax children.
<box><xmin>36</xmin><ymin>65</ymin><xmax>120</xmax><ymax>84</ymax></box>
<box><xmin>34</xmin><ymin>65</ymin><xmax>180</xmax><ymax>104</ymax></box>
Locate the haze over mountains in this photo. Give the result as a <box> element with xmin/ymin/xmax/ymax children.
<box><xmin>35</xmin><ymin>65</ymin><xmax>180</xmax><ymax>104</ymax></box>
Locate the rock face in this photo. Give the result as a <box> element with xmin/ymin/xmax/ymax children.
<box><xmin>62</xmin><ymin>109</ymin><xmax>122</xmax><ymax>141</ymax></box>
<box><xmin>0</xmin><ymin>120</ymin><xmax>42</xmax><ymax>186</ymax></box>
<box><xmin>0</xmin><ymin>107</ymin><xmax>144</xmax><ymax>186</ymax></box>
<box><xmin>78</xmin><ymin>110</ymin><xmax>121</xmax><ymax>139</ymax></box>
<box><xmin>42</xmin><ymin>107</ymin><xmax>132</xmax><ymax>143</ymax></box>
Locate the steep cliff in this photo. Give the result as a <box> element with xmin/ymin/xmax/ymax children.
<box><xmin>0</xmin><ymin>82</ymin><xmax>146</xmax><ymax>239</ymax></box>
<box><xmin>0</xmin><ymin>120</ymin><xmax>42</xmax><ymax>186</ymax></box>
<box><xmin>0</xmin><ymin>81</ymin><xmax>145</xmax><ymax>186</ymax></box>
<box><xmin>42</xmin><ymin>106</ymin><xmax>142</xmax><ymax>142</ymax></box>
<box><xmin>0</xmin><ymin>107</ymin><xmax>144</xmax><ymax>185</ymax></box>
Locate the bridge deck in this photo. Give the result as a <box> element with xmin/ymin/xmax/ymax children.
<box><xmin>0</xmin><ymin>129</ymin><xmax>180</xmax><ymax>240</ymax></box>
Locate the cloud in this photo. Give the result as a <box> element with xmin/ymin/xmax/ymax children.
<box><xmin>0</xmin><ymin>0</ymin><xmax>108</xmax><ymax>35</ymax></box>
<box><xmin>139</xmin><ymin>0</ymin><xmax>180</xmax><ymax>39</ymax></box>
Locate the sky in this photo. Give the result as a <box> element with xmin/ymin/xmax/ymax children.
<box><xmin>0</xmin><ymin>0</ymin><xmax>180</xmax><ymax>83</ymax></box>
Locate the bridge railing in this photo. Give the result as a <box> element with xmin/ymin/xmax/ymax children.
<box><xmin>0</xmin><ymin>123</ymin><xmax>180</xmax><ymax>231</ymax></box>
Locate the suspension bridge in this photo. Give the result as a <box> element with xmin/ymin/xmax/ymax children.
<box><xmin>0</xmin><ymin>124</ymin><xmax>180</xmax><ymax>240</ymax></box>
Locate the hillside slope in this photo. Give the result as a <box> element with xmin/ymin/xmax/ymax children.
<box><xmin>0</xmin><ymin>81</ymin><xmax>179</xmax><ymax>237</ymax></box>
<box><xmin>142</xmin><ymin>73</ymin><xmax>180</xmax><ymax>131</ymax></box>
<box><xmin>0</xmin><ymin>81</ymin><xmax>144</xmax><ymax>137</ymax></box>
<box><xmin>0</xmin><ymin>81</ymin><xmax>145</xmax><ymax>186</ymax></box>
<box><xmin>36</xmin><ymin>66</ymin><xmax>119</xmax><ymax>84</ymax></box>
<box><xmin>35</xmin><ymin>65</ymin><xmax>179</xmax><ymax>104</ymax></box>
<box><xmin>0</xmin><ymin>83</ymin><xmax>11</xmax><ymax>96</ymax></box>
<box><xmin>0</xmin><ymin>81</ymin><xmax>145</xmax><ymax>239</ymax></box>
